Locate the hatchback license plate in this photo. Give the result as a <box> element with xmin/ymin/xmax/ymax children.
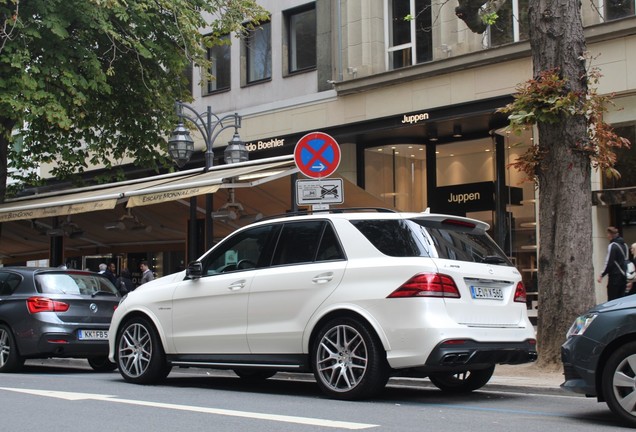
<box><xmin>78</xmin><ymin>330</ymin><xmax>109</xmax><ymax>340</ymax></box>
<box><xmin>470</xmin><ymin>286</ymin><xmax>504</xmax><ymax>300</ymax></box>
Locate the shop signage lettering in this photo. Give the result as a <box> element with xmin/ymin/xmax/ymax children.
<box><xmin>401</xmin><ymin>112</ymin><xmax>430</xmax><ymax>124</ymax></box>
<box><xmin>448</xmin><ymin>192</ymin><xmax>481</xmax><ymax>204</ymax></box>
<box><xmin>433</xmin><ymin>182</ymin><xmax>495</xmax><ymax>215</ymax></box>
<box><xmin>245</xmin><ymin>138</ymin><xmax>285</xmax><ymax>152</ymax></box>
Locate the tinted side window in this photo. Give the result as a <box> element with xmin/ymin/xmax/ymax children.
<box><xmin>351</xmin><ymin>219</ymin><xmax>428</xmax><ymax>257</ymax></box>
<box><xmin>0</xmin><ymin>272</ymin><xmax>22</xmax><ymax>296</ymax></box>
<box><xmin>316</xmin><ymin>223</ymin><xmax>345</xmax><ymax>261</ymax></box>
<box><xmin>272</xmin><ymin>221</ymin><xmax>324</xmax><ymax>266</ymax></box>
<box><xmin>201</xmin><ymin>225</ymin><xmax>278</xmax><ymax>275</ymax></box>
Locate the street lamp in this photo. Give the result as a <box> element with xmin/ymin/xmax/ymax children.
<box><xmin>224</xmin><ymin>130</ymin><xmax>249</xmax><ymax>164</ymax></box>
<box><xmin>167</xmin><ymin>101</ymin><xmax>247</xmax><ymax>170</ymax></box>
<box><xmin>167</xmin><ymin>101</ymin><xmax>248</xmax><ymax>257</ymax></box>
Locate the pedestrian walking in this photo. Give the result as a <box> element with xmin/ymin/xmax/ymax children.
<box><xmin>140</xmin><ymin>260</ymin><xmax>154</xmax><ymax>285</ymax></box>
<box><xmin>626</xmin><ymin>243</ymin><xmax>636</xmax><ymax>296</ymax></box>
<box><xmin>103</xmin><ymin>262</ymin><xmax>118</xmax><ymax>286</ymax></box>
<box><xmin>115</xmin><ymin>268</ymin><xmax>135</xmax><ymax>294</ymax></box>
<box><xmin>597</xmin><ymin>226</ymin><xmax>628</xmax><ymax>301</ymax></box>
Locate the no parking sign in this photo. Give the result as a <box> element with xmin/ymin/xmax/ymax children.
<box><xmin>294</xmin><ymin>132</ymin><xmax>341</xmax><ymax>178</ymax></box>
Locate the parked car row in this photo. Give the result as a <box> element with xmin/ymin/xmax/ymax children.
<box><xmin>4</xmin><ymin>209</ymin><xmax>538</xmax><ymax>400</ymax></box>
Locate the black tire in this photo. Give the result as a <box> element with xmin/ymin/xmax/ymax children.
<box><xmin>429</xmin><ymin>365</ymin><xmax>495</xmax><ymax>393</ymax></box>
<box><xmin>87</xmin><ymin>356</ymin><xmax>118</xmax><ymax>372</ymax></box>
<box><xmin>601</xmin><ymin>341</ymin><xmax>636</xmax><ymax>427</ymax></box>
<box><xmin>233</xmin><ymin>369</ymin><xmax>277</xmax><ymax>380</ymax></box>
<box><xmin>0</xmin><ymin>324</ymin><xmax>24</xmax><ymax>373</ymax></box>
<box><xmin>311</xmin><ymin>317</ymin><xmax>389</xmax><ymax>400</ymax></box>
<box><xmin>116</xmin><ymin>316</ymin><xmax>172</xmax><ymax>384</ymax></box>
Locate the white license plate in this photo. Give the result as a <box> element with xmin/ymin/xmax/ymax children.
<box><xmin>470</xmin><ymin>286</ymin><xmax>504</xmax><ymax>300</ymax></box>
<box><xmin>78</xmin><ymin>330</ymin><xmax>109</xmax><ymax>340</ymax></box>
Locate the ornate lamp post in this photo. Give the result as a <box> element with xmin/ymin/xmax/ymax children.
<box><xmin>167</xmin><ymin>101</ymin><xmax>248</xmax><ymax>255</ymax></box>
<box><xmin>167</xmin><ymin>101</ymin><xmax>247</xmax><ymax>170</ymax></box>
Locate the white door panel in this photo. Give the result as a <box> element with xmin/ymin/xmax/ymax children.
<box><xmin>171</xmin><ymin>274</ymin><xmax>253</xmax><ymax>354</ymax></box>
<box><xmin>247</xmin><ymin>261</ymin><xmax>346</xmax><ymax>353</ymax></box>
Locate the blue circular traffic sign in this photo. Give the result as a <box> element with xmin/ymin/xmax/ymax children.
<box><xmin>294</xmin><ymin>132</ymin><xmax>341</xmax><ymax>178</ymax></box>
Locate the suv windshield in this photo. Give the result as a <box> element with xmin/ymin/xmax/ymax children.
<box><xmin>36</xmin><ymin>272</ymin><xmax>119</xmax><ymax>296</ymax></box>
<box><xmin>351</xmin><ymin>218</ymin><xmax>511</xmax><ymax>265</ymax></box>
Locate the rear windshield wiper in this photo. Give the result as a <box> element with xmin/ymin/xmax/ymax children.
<box><xmin>482</xmin><ymin>255</ymin><xmax>507</xmax><ymax>264</ymax></box>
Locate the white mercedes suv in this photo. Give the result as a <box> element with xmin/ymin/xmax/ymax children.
<box><xmin>108</xmin><ymin>209</ymin><xmax>537</xmax><ymax>400</ymax></box>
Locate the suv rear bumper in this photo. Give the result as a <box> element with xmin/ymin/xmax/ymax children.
<box><xmin>423</xmin><ymin>339</ymin><xmax>538</xmax><ymax>370</ymax></box>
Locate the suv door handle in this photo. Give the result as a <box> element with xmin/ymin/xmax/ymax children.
<box><xmin>312</xmin><ymin>272</ymin><xmax>334</xmax><ymax>284</ymax></box>
<box><xmin>228</xmin><ymin>280</ymin><xmax>246</xmax><ymax>291</ymax></box>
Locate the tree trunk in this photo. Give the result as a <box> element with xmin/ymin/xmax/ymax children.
<box><xmin>529</xmin><ymin>0</ymin><xmax>596</xmax><ymax>366</ymax></box>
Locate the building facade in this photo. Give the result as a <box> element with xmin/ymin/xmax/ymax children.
<box><xmin>192</xmin><ymin>0</ymin><xmax>636</xmax><ymax>308</ymax></box>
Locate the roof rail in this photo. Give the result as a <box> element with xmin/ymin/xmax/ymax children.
<box><xmin>259</xmin><ymin>207</ymin><xmax>396</xmax><ymax>222</ymax></box>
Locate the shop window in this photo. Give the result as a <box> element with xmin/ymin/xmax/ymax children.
<box><xmin>244</xmin><ymin>20</ymin><xmax>272</xmax><ymax>84</ymax></box>
<box><xmin>602</xmin><ymin>123</ymin><xmax>636</xmax><ymax>189</ymax></box>
<box><xmin>489</xmin><ymin>0</ymin><xmax>529</xmax><ymax>46</ymax></box>
<box><xmin>605</xmin><ymin>0</ymin><xmax>636</xmax><ymax>20</ymax></box>
<box><xmin>385</xmin><ymin>0</ymin><xmax>432</xmax><ymax>70</ymax></box>
<box><xmin>365</xmin><ymin>144</ymin><xmax>427</xmax><ymax>211</ymax></box>
<box><xmin>285</xmin><ymin>4</ymin><xmax>316</xmax><ymax>74</ymax></box>
<box><xmin>205</xmin><ymin>34</ymin><xmax>231</xmax><ymax>94</ymax></box>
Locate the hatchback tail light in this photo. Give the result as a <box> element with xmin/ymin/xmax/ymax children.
<box><xmin>513</xmin><ymin>282</ymin><xmax>527</xmax><ymax>303</ymax></box>
<box><xmin>388</xmin><ymin>273</ymin><xmax>460</xmax><ymax>298</ymax></box>
<box><xmin>26</xmin><ymin>296</ymin><xmax>70</xmax><ymax>313</ymax></box>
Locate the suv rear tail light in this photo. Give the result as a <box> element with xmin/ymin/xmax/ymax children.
<box><xmin>388</xmin><ymin>273</ymin><xmax>460</xmax><ymax>298</ymax></box>
<box><xmin>27</xmin><ymin>296</ymin><xmax>70</xmax><ymax>313</ymax></box>
<box><xmin>513</xmin><ymin>282</ymin><xmax>527</xmax><ymax>303</ymax></box>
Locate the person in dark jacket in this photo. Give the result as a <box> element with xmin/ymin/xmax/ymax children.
<box><xmin>115</xmin><ymin>268</ymin><xmax>135</xmax><ymax>294</ymax></box>
<box><xmin>598</xmin><ymin>226</ymin><xmax>628</xmax><ymax>301</ymax></box>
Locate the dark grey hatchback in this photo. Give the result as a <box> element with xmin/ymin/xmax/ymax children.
<box><xmin>0</xmin><ymin>267</ymin><xmax>120</xmax><ymax>372</ymax></box>
<box><xmin>561</xmin><ymin>295</ymin><xmax>636</xmax><ymax>427</ymax></box>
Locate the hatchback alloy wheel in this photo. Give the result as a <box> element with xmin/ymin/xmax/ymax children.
<box><xmin>0</xmin><ymin>324</ymin><xmax>24</xmax><ymax>373</ymax></box>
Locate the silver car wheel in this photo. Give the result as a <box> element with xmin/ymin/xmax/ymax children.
<box><xmin>316</xmin><ymin>324</ymin><xmax>368</xmax><ymax>392</ymax></box>
<box><xmin>612</xmin><ymin>353</ymin><xmax>636</xmax><ymax>413</ymax></box>
<box><xmin>0</xmin><ymin>328</ymin><xmax>9</xmax><ymax>368</ymax></box>
<box><xmin>118</xmin><ymin>322</ymin><xmax>153</xmax><ymax>378</ymax></box>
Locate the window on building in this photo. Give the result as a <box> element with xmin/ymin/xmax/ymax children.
<box><xmin>245</xmin><ymin>20</ymin><xmax>272</xmax><ymax>84</ymax></box>
<box><xmin>286</xmin><ymin>4</ymin><xmax>316</xmax><ymax>73</ymax></box>
<box><xmin>603</xmin><ymin>123</ymin><xmax>636</xmax><ymax>189</ymax></box>
<box><xmin>205</xmin><ymin>34</ymin><xmax>231</xmax><ymax>94</ymax></box>
<box><xmin>489</xmin><ymin>0</ymin><xmax>529</xmax><ymax>46</ymax></box>
<box><xmin>605</xmin><ymin>0</ymin><xmax>636</xmax><ymax>20</ymax></box>
<box><xmin>386</xmin><ymin>0</ymin><xmax>432</xmax><ymax>70</ymax></box>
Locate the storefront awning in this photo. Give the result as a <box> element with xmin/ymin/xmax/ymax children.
<box><xmin>0</xmin><ymin>156</ymin><xmax>296</xmax><ymax>222</ymax></box>
<box><xmin>125</xmin><ymin>159</ymin><xmax>295</xmax><ymax>207</ymax></box>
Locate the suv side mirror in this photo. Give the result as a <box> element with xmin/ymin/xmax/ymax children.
<box><xmin>186</xmin><ymin>261</ymin><xmax>203</xmax><ymax>279</ymax></box>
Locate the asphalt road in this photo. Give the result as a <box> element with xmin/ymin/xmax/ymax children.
<box><xmin>0</xmin><ymin>360</ymin><xmax>627</xmax><ymax>432</ymax></box>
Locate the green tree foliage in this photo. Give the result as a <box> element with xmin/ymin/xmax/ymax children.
<box><xmin>0</xmin><ymin>0</ymin><xmax>268</xmax><ymax>200</ymax></box>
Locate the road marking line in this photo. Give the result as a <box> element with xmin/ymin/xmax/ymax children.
<box><xmin>0</xmin><ymin>387</ymin><xmax>377</xmax><ymax>429</ymax></box>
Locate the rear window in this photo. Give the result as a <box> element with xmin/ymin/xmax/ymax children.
<box><xmin>351</xmin><ymin>219</ymin><xmax>511</xmax><ymax>265</ymax></box>
<box><xmin>35</xmin><ymin>273</ymin><xmax>119</xmax><ymax>296</ymax></box>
